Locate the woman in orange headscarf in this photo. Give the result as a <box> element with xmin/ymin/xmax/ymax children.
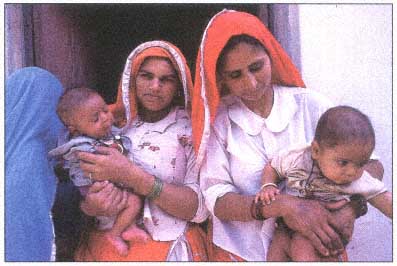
<box><xmin>74</xmin><ymin>41</ymin><xmax>208</xmax><ymax>261</ymax></box>
<box><xmin>191</xmin><ymin>10</ymin><xmax>372</xmax><ymax>262</ymax></box>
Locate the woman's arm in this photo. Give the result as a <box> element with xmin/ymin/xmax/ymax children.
<box><xmin>151</xmin><ymin>180</ymin><xmax>199</xmax><ymax>220</ymax></box>
<box><xmin>80</xmin><ymin>181</ymin><xmax>128</xmax><ymax>217</ymax></box>
<box><xmin>78</xmin><ymin>146</ymin><xmax>198</xmax><ymax>220</ymax></box>
<box><xmin>214</xmin><ymin>192</ymin><xmax>346</xmax><ymax>257</ymax></box>
<box><xmin>364</xmin><ymin>159</ymin><xmax>384</xmax><ymax>181</ymax></box>
<box><xmin>368</xmin><ymin>191</ymin><xmax>392</xmax><ymax>218</ymax></box>
<box><xmin>214</xmin><ymin>192</ymin><xmax>255</xmax><ymax>222</ymax></box>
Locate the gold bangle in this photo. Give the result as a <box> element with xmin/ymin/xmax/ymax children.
<box><xmin>260</xmin><ymin>182</ymin><xmax>278</xmax><ymax>190</ymax></box>
<box><xmin>147</xmin><ymin>176</ymin><xmax>163</xmax><ymax>200</ymax></box>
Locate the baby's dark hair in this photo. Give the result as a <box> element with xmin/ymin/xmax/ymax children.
<box><xmin>314</xmin><ymin>105</ymin><xmax>375</xmax><ymax>149</ymax></box>
<box><xmin>57</xmin><ymin>87</ymin><xmax>100</xmax><ymax>126</ymax></box>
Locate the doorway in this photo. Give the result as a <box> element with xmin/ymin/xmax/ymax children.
<box><xmin>63</xmin><ymin>3</ymin><xmax>262</xmax><ymax>102</ymax></box>
<box><xmin>6</xmin><ymin>3</ymin><xmax>262</xmax><ymax>102</ymax></box>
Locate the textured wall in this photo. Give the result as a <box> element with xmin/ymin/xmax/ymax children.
<box><xmin>299</xmin><ymin>4</ymin><xmax>392</xmax><ymax>261</ymax></box>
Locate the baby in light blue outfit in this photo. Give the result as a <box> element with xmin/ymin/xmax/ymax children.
<box><xmin>50</xmin><ymin>128</ymin><xmax>131</xmax><ymax>193</ymax></box>
<box><xmin>49</xmin><ymin>87</ymin><xmax>148</xmax><ymax>256</ymax></box>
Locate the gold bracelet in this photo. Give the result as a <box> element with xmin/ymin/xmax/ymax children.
<box><xmin>260</xmin><ymin>182</ymin><xmax>278</xmax><ymax>190</ymax></box>
<box><xmin>147</xmin><ymin>176</ymin><xmax>163</xmax><ymax>200</ymax></box>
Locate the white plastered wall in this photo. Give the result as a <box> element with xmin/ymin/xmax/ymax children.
<box><xmin>299</xmin><ymin>4</ymin><xmax>392</xmax><ymax>261</ymax></box>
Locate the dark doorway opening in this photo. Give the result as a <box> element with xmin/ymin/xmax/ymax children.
<box><xmin>60</xmin><ymin>4</ymin><xmax>260</xmax><ymax>102</ymax></box>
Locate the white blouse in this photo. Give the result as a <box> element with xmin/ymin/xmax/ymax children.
<box><xmin>124</xmin><ymin>106</ymin><xmax>208</xmax><ymax>260</ymax></box>
<box><xmin>200</xmin><ymin>86</ymin><xmax>333</xmax><ymax>261</ymax></box>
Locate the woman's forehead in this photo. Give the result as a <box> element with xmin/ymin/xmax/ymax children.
<box><xmin>222</xmin><ymin>43</ymin><xmax>269</xmax><ymax>69</ymax></box>
<box><xmin>140</xmin><ymin>57</ymin><xmax>177</xmax><ymax>74</ymax></box>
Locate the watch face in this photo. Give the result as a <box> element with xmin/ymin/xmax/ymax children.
<box><xmin>102</xmin><ymin>139</ymin><xmax>114</xmax><ymax>146</ymax></box>
<box><xmin>351</xmin><ymin>194</ymin><xmax>368</xmax><ymax>218</ymax></box>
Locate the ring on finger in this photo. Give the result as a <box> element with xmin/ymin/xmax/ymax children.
<box><xmin>89</xmin><ymin>172</ymin><xmax>93</xmax><ymax>181</ymax></box>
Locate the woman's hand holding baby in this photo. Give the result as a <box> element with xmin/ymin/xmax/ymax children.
<box><xmin>81</xmin><ymin>181</ymin><xmax>129</xmax><ymax>217</ymax></box>
<box><xmin>323</xmin><ymin>200</ymin><xmax>356</xmax><ymax>247</ymax></box>
<box><xmin>278</xmin><ymin>196</ymin><xmax>345</xmax><ymax>257</ymax></box>
<box><xmin>78</xmin><ymin>146</ymin><xmax>158</xmax><ymax>197</ymax></box>
<box><xmin>78</xmin><ymin>146</ymin><xmax>137</xmax><ymax>184</ymax></box>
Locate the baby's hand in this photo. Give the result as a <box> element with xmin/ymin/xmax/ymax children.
<box><xmin>255</xmin><ymin>186</ymin><xmax>280</xmax><ymax>205</ymax></box>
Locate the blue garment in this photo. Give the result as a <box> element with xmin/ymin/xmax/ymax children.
<box><xmin>5</xmin><ymin>67</ymin><xmax>64</xmax><ymax>261</ymax></box>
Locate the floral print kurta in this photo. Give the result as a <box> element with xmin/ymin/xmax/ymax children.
<box><xmin>125</xmin><ymin>106</ymin><xmax>208</xmax><ymax>259</ymax></box>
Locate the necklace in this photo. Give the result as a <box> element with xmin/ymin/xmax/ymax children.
<box><xmin>304</xmin><ymin>159</ymin><xmax>316</xmax><ymax>198</ymax></box>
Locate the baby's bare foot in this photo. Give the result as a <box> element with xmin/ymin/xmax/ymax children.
<box><xmin>122</xmin><ymin>224</ymin><xmax>150</xmax><ymax>243</ymax></box>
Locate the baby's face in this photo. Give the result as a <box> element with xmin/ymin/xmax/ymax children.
<box><xmin>312</xmin><ymin>141</ymin><xmax>373</xmax><ymax>185</ymax></box>
<box><xmin>70</xmin><ymin>94</ymin><xmax>114</xmax><ymax>139</ymax></box>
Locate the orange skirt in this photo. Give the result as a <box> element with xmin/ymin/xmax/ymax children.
<box><xmin>75</xmin><ymin>224</ymin><xmax>208</xmax><ymax>261</ymax></box>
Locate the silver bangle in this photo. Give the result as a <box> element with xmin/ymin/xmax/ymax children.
<box><xmin>147</xmin><ymin>176</ymin><xmax>163</xmax><ymax>200</ymax></box>
<box><xmin>260</xmin><ymin>182</ymin><xmax>278</xmax><ymax>190</ymax></box>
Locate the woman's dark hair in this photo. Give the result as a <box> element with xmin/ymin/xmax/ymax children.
<box><xmin>216</xmin><ymin>34</ymin><xmax>268</xmax><ymax>74</ymax></box>
<box><xmin>314</xmin><ymin>105</ymin><xmax>375</xmax><ymax>149</ymax></box>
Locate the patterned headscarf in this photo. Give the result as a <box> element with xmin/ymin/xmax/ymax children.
<box><xmin>110</xmin><ymin>41</ymin><xmax>193</xmax><ymax>130</ymax></box>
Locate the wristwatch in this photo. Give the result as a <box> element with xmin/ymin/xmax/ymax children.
<box><xmin>350</xmin><ymin>194</ymin><xmax>368</xmax><ymax>218</ymax></box>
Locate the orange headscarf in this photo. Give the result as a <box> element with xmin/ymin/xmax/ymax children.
<box><xmin>110</xmin><ymin>40</ymin><xmax>193</xmax><ymax>129</ymax></box>
<box><xmin>191</xmin><ymin>9</ymin><xmax>306</xmax><ymax>166</ymax></box>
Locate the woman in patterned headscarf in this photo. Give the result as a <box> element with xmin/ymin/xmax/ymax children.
<box><xmin>74</xmin><ymin>41</ymin><xmax>208</xmax><ymax>261</ymax></box>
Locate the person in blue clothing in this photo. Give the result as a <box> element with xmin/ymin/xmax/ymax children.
<box><xmin>5</xmin><ymin>67</ymin><xmax>64</xmax><ymax>261</ymax></box>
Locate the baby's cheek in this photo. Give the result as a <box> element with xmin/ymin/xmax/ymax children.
<box><xmin>353</xmin><ymin>170</ymin><xmax>364</xmax><ymax>181</ymax></box>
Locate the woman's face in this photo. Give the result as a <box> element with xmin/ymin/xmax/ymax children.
<box><xmin>135</xmin><ymin>57</ymin><xmax>179</xmax><ymax>112</ymax></box>
<box><xmin>218</xmin><ymin>42</ymin><xmax>272</xmax><ymax>103</ymax></box>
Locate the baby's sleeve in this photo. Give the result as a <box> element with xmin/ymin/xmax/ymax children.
<box><xmin>270</xmin><ymin>148</ymin><xmax>300</xmax><ymax>180</ymax></box>
<box><xmin>343</xmin><ymin>171</ymin><xmax>388</xmax><ymax>200</ymax></box>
